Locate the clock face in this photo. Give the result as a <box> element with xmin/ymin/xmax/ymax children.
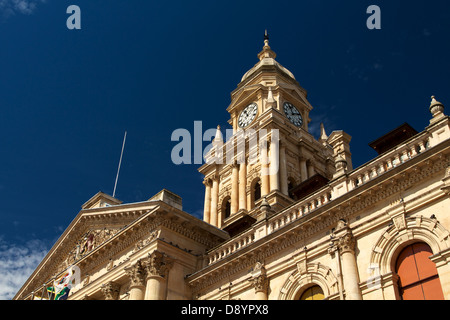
<box><xmin>238</xmin><ymin>103</ymin><xmax>258</xmax><ymax>128</ymax></box>
<box><xmin>283</xmin><ymin>102</ymin><xmax>303</xmax><ymax>127</ymax></box>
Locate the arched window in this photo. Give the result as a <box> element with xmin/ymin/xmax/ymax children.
<box><xmin>299</xmin><ymin>285</ymin><xmax>324</xmax><ymax>300</ymax></box>
<box><xmin>223</xmin><ymin>197</ymin><xmax>231</xmax><ymax>219</ymax></box>
<box><xmin>254</xmin><ymin>180</ymin><xmax>261</xmax><ymax>202</ymax></box>
<box><xmin>288</xmin><ymin>177</ymin><xmax>296</xmax><ymax>199</ymax></box>
<box><xmin>395</xmin><ymin>242</ymin><xmax>444</xmax><ymax>300</ymax></box>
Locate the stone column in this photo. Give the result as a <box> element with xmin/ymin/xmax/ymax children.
<box><xmin>239</xmin><ymin>162</ymin><xmax>247</xmax><ymax>211</ymax></box>
<box><xmin>210</xmin><ymin>176</ymin><xmax>219</xmax><ymax>227</ymax></box>
<box><xmin>144</xmin><ymin>251</ymin><xmax>173</xmax><ymax>300</ymax></box>
<box><xmin>300</xmin><ymin>158</ymin><xmax>308</xmax><ymax>182</ymax></box>
<box><xmin>261</xmin><ymin>166</ymin><xmax>270</xmax><ymax>197</ymax></box>
<box><xmin>307</xmin><ymin>160</ymin><xmax>315</xmax><ymax>178</ymax></box>
<box><xmin>203</xmin><ymin>179</ymin><xmax>212</xmax><ymax>224</ymax></box>
<box><xmin>231</xmin><ymin>164</ymin><xmax>239</xmax><ymax>215</ymax></box>
<box><xmin>124</xmin><ymin>260</ymin><xmax>146</xmax><ymax>300</ymax></box>
<box><xmin>101</xmin><ymin>281</ymin><xmax>120</xmax><ymax>300</ymax></box>
<box><xmin>261</xmin><ymin>141</ymin><xmax>270</xmax><ymax>197</ymax></box>
<box><xmin>336</xmin><ymin>229</ymin><xmax>362</xmax><ymax>300</ymax></box>
<box><xmin>250</xmin><ymin>262</ymin><xmax>269</xmax><ymax>300</ymax></box>
<box><xmin>279</xmin><ymin>144</ymin><xmax>288</xmax><ymax>196</ymax></box>
<box><xmin>269</xmin><ymin>139</ymin><xmax>280</xmax><ymax>192</ymax></box>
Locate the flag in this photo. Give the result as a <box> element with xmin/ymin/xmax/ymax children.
<box><xmin>52</xmin><ymin>268</ymin><xmax>74</xmax><ymax>300</ymax></box>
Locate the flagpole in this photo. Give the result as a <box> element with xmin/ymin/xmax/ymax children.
<box><xmin>113</xmin><ymin>131</ymin><xmax>127</xmax><ymax>198</ymax></box>
<box><xmin>40</xmin><ymin>283</ymin><xmax>45</xmax><ymax>300</ymax></box>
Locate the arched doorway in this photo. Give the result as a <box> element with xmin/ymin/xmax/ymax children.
<box><xmin>299</xmin><ymin>285</ymin><xmax>324</xmax><ymax>301</ymax></box>
<box><xmin>395</xmin><ymin>242</ymin><xmax>444</xmax><ymax>300</ymax></box>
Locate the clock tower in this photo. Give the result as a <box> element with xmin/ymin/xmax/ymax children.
<box><xmin>199</xmin><ymin>33</ymin><xmax>352</xmax><ymax>235</ymax></box>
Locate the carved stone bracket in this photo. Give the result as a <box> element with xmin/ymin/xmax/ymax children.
<box><xmin>441</xmin><ymin>164</ymin><xmax>450</xmax><ymax>196</ymax></box>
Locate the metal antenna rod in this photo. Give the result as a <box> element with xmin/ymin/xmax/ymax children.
<box><xmin>113</xmin><ymin>131</ymin><xmax>127</xmax><ymax>198</ymax></box>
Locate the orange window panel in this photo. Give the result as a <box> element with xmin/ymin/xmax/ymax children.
<box><xmin>396</xmin><ymin>243</ymin><xmax>445</xmax><ymax>300</ymax></box>
<box><xmin>421</xmin><ymin>277</ymin><xmax>445</xmax><ymax>300</ymax></box>
<box><xmin>396</xmin><ymin>245</ymin><xmax>420</xmax><ymax>287</ymax></box>
<box><xmin>401</xmin><ymin>284</ymin><xmax>425</xmax><ymax>301</ymax></box>
<box><xmin>411</xmin><ymin>243</ymin><xmax>438</xmax><ymax>281</ymax></box>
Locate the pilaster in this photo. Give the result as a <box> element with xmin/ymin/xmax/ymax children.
<box><xmin>203</xmin><ymin>179</ymin><xmax>212</xmax><ymax>224</ymax></box>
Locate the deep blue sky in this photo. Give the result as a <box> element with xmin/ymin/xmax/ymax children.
<box><xmin>1</xmin><ymin>0</ymin><xmax>449</xmax><ymax>256</ymax></box>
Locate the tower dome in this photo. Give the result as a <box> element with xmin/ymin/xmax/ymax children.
<box><xmin>240</xmin><ymin>31</ymin><xmax>296</xmax><ymax>83</ymax></box>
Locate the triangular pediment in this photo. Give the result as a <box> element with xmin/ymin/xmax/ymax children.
<box><xmin>278</xmin><ymin>83</ymin><xmax>311</xmax><ymax>111</ymax></box>
<box><xmin>227</xmin><ymin>85</ymin><xmax>261</xmax><ymax>113</ymax></box>
<box><xmin>15</xmin><ymin>198</ymin><xmax>160</xmax><ymax>299</ymax></box>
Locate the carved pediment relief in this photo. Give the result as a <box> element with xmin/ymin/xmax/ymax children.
<box><xmin>59</xmin><ymin>228</ymin><xmax>121</xmax><ymax>273</ymax></box>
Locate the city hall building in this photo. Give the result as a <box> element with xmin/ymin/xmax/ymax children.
<box><xmin>14</xmin><ymin>36</ymin><xmax>450</xmax><ymax>300</ymax></box>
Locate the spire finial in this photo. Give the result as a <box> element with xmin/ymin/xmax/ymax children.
<box><xmin>214</xmin><ymin>125</ymin><xmax>223</xmax><ymax>143</ymax></box>
<box><xmin>429</xmin><ymin>95</ymin><xmax>445</xmax><ymax>119</ymax></box>
<box><xmin>258</xmin><ymin>30</ymin><xmax>276</xmax><ymax>60</ymax></box>
<box><xmin>320</xmin><ymin>123</ymin><xmax>328</xmax><ymax>142</ymax></box>
<box><xmin>263</xmin><ymin>29</ymin><xmax>269</xmax><ymax>47</ymax></box>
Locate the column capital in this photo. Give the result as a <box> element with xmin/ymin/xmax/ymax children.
<box><xmin>124</xmin><ymin>260</ymin><xmax>146</xmax><ymax>287</ymax></box>
<box><xmin>144</xmin><ymin>251</ymin><xmax>174</xmax><ymax>279</ymax></box>
<box><xmin>101</xmin><ymin>281</ymin><xmax>120</xmax><ymax>300</ymax></box>
<box><xmin>250</xmin><ymin>262</ymin><xmax>269</xmax><ymax>294</ymax></box>
<box><xmin>251</xmin><ymin>274</ymin><xmax>269</xmax><ymax>294</ymax></box>
<box><xmin>203</xmin><ymin>178</ymin><xmax>213</xmax><ymax>187</ymax></box>
<box><xmin>279</xmin><ymin>139</ymin><xmax>287</xmax><ymax>149</ymax></box>
<box><xmin>329</xmin><ymin>220</ymin><xmax>356</xmax><ymax>254</ymax></box>
<box><xmin>337</xmin><ymin>231</ymin><xmax>356</xmax><ymax>254</ymax></box>
<box><xmin>230</xmin><ymin>162</ymin><xmax>240</xmax><ymax>169</ymax></box>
